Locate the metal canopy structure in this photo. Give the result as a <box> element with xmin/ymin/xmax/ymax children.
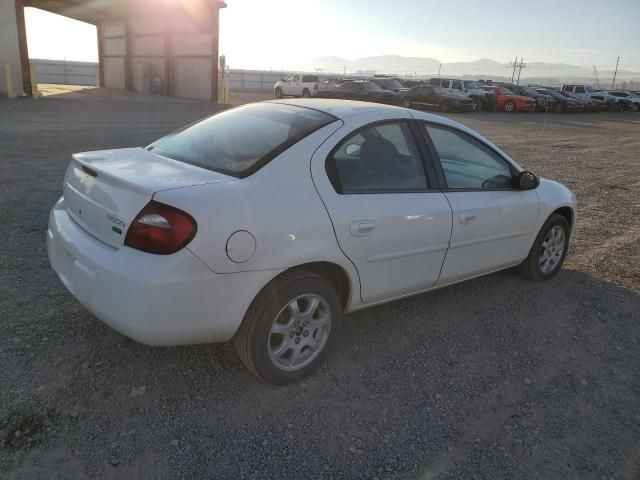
<box><xmin>1</xmin><ymin>0</ymin><xmax>226</xmax><ymax>100</ymax></box>
<box><xmin>24</xmin><ymin>0</ymin><xmax>226</xmax><ymax>24</ymax></box>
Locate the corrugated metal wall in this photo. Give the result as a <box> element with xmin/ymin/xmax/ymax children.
<box><xmin>98</xmin><ymin>8</ymin><xmax>217</xmax><ymax>101</ymax></box>
<box><xmin>227</xmin><ymin>70</ymin><xmax>288</xmax><ymax>92</ymax></box>
<box><xmin>100</xmin><ymin>20</ymin><xmax>127</xmax><ymax>89</ymax></box>
<box><xmin>31</xmin><ymin>59</ymin><xmax>98</xmax><ymax>86</ymax></box>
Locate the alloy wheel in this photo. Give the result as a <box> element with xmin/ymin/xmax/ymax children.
<box><xmin>539</xmin><ymin>226</ymin><xmax>566</xmax><ymax>274</ymax></box>
<box><xmin>267</xmin><ymin>294</ymin><xmax>332</xmax><ymax>371</ymax></box>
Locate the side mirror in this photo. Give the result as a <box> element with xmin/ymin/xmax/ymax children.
<box><xmin>517</xmin><ymin>170</ymin><xmax>539</xmax><ymax>190</ymax></box>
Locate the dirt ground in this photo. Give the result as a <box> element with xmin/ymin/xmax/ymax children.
<box><xmin>1</xmin><ymin>89</ymin><xmax>639</xmax><ymax>479</ymax></box>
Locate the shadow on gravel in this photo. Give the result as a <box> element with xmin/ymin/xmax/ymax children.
<box><xmin>2</xmin><ymin>268</ymin><xmax>639</xmax><ymax>479</ymax></box>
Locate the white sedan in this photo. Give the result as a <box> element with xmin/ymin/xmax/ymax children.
<box><xmin>48</xmin><ymin>100</ymin><xmax>576</xmax><ymax>384</ymax></box>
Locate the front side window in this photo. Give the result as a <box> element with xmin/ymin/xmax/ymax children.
<box><xmin>575</xmin><ymin>87</ymin><xmax>585</xmax><ymax>93</ymax></box>
<box><xmin>150</xmin><ymin>103</ymin><xmax>335</xmax><ymax>178</ymax></box>
<box><xmin>424</xmin><ymin>124</ymin><xmax>513</xmax><ymax>189</ymax></box>
<box><xmin>328</xmin><ymin>122</ymin><xmax>428</xmax><ymax>193</ymax></box>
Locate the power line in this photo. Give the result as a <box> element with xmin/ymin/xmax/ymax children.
<box><xmin>516</xmin><ymin>58</ymin><xmax>527</xmax><ymax>85</ymax></box>
<box><xmin>510</xmin><ymin>56</ymin><xmax>518</xmax><ymax>83</ymax></box>
<box><xmin>611</xmin><ymin>56</ymin><xmax>621</xmax><ymax>88</ymax></box>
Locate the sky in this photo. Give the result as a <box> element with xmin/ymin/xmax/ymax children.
<box><xmin>24</xmin><ymin>0</ymin><xmax>640</xmax><ymax>70</ymax></box>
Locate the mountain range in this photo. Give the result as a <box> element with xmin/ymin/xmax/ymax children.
<box><xmin>306</xmin><ymin>55</ymin><xmax>639</xmax><ymax>81</ymax></box>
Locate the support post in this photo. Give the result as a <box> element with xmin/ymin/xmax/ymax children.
<box><xmin>4</xmin><ymin>65</ymin><xmax>16</xmax><ymax>98</ymax></box>
<box><xmin>14</xmin><ymin>0</ymin><xmax>32</xmax><ymax>96</ymax></box>
<box><xmin>163</xmin><ymin>27</ymin><xmax>172</xmax><ymax>96</ymax></box>
<box><xmin>96</xmin><ymin>24</ymin><xmax>105</xmax><ymax>87</ymax></box>
<box><xmin>210</xmin><ymin>6</ymin><xmax>220</xmax><ymax>102</ymax></box>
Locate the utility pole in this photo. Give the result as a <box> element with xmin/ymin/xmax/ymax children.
<box><xmin>437</xmin><ymin>63</ymin><xmax>442</xmax><ymax>77</ymax></box>
<box><xmin>611</xmin><ymin>56</ymin><xmax>620</xmax><ymax>88</ymax></box>
<box><xmin>592</xmin><ymin>66</ymin><xmax>600</xmax><ymax>87</ymax></box>
<box><xmin>343</xmin><ymin>65</ymin><xmax>346</xmax><ymax>76</ymax></box>
<box><xmin>516</xmin><ymin>58</ymin><xmax>526</xmax><ymax>85</ymax></box>
<box><xmin>510</xmin><ymin>56</ymin><xmax>519</xmax><ymax>83</ymax></box>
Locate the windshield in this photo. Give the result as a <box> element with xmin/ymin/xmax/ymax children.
<box><xmin>498</xmin><ymin>87</ymin><xmax>514</xmax><ymax>95</ymax></box>
<box><xmin>380</xmin><ymin>79</ymin><xmax>403</xmax><ymax>90</ymax></box>
<box><xmin>541</xmin><ymin>90</ymin><xmax>565</xmax><ymax>100</ymax></box>
<box><xmin>463</xmin><ymin>80</ymin><xmax>482</xmax><ymax>89</ymax></box>
<box><xmin>522</xmin><ymin>87</ymin><xmax>539</xmax><ymax>96</ymax></box>
<box><xmin>363</xmin><ymin>81</ymin><xmax>383</xmax><ymax>91</ymax></box>
<box><xmin>149</xmin><ymin>103</ymin><xmax>335</xmax><ymax>178</ymax></box>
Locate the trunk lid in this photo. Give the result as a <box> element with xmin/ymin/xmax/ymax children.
<box><xmin>62</xmin><ymin>147</ymin><xmax>233</xmax><ymax>248</ymax></box>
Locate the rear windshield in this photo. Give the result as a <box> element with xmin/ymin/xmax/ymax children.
<box><xmin>149</xmin><ymin>103</ymin><xmax>336</xmax><ymax>178</ymax></box>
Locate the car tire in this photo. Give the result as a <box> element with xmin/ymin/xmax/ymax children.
<box><xmin>234</xmin><ymin>270</ymin><xmax>341</xmax><ymax>385</ymax></box>
<box><xmin>631</xmin><ymin>103</ymin><xmax>640</xmax><ymax>112</ymax></box>
<box><xmin>517</xmin><ymin>214</ymin><xmax>570</xmax><ymax>282</ymax></box>
<box><xmin>275</xmin><ymin>87</ymin><xmax>283</xmax><ymax>99</ymax></box>
<box><xmin>504</xmin><ymin>101</ymin><xmax>516</xmax><ymax>112</ymax></box>
<box><xmin>473</xmin><ymin>98</ymin><xmax>483</xmax><ymax>112</ymax></box>
<box><xmin>402</xmin><ymin>98</ymin><xmax>412</xmax><ymax>108</ymax></box>
<box><xmin>554</xmin><ymin>103</ymin><xmax>565</xmax><ymax>113</ymax></box>
<box><xmin>302</xmin><ymin>88</ymin><xmax>311</xmax><ymax>98</ymax></box>
<box><xmin>440</xmin><ymin>101</ymin><xmax>451</xmax><ymax>113</ymax></box>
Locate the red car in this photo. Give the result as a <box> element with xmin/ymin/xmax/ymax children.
<box><xmin>481</xmin><ymin>86</ymin><xmax>536</xmax><ymax>112</ymax></box>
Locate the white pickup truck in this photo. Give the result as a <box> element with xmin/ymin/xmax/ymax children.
<box><xmin>274</xmin><ymin>74</ymin><xmax>321</xmax><ymax>98</ymax></box>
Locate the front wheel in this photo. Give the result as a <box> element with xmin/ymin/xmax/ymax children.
<box><xmin>630</xmin><ymin>103</ymin><xmax>640</xmax><ymax>112</ymax></box>
<box><xmin>302</xmin><ymin>88</ymin><xmax>311</xmax><ymax>98</ymax></box>
<box><xmin>473</xmin><ymin>98</ymin><xmax>483</xmax><ymax>112</ymax></box>
<box><xmin>517</xmin><ymin>214</ymin><xmax>570</xmax><ymax>281</ymax></box>
<box><xmin>504</xmin><ymin>101</ymin><xmax>516</xmax><ymax>112</ymax></box>
<box><xmin>275</xmin><ymin>87</ymin><xmax>283</xmax><ymax>99</ymax></box>
<box><xmin>234</xmin><ymin>270</ymin><xmax>341</xmax><ymax>384</ymax></box>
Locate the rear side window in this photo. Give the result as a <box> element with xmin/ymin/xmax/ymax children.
<box><xmin>150</xmin><ymin>103</ymin><xmax>335</xmax><ymax>178</ymax></box>
<box><xmin>575</xmin><ymin>86</ymin><xmax>585</xmax><ymax>93</ymax></box>
<box><xmin>327</xmin><ymin>122</ymin><xmax>428</xmax><ymax>193</ymax></box>
<box><xmin>302</xmin><ymin>75</ymin><xmax>319</xmax><ymax>82</ymax></box>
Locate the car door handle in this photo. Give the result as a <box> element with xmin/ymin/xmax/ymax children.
<box><xmin>349</xmin><ymin>221</ymin><xmax>376</xmax><ymax>237</ymax></box>
<box><xmin>459</xmin><ymin>212</ymin><xmax>476</xmax><ymax>225</ymax></box>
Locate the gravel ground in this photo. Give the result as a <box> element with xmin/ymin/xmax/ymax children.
<box><xmin>1</xmin><ymin>89</ymin><xmax>639</xmax><ymax>480</ymax></box>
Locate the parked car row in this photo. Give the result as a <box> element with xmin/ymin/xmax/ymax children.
<box><xmin>273</xmin><ymin>75</ymin><xmax>640</xmax><ymax>113</ymax></box>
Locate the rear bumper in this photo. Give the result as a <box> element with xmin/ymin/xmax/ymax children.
<box><xmin>48</xmin><ymin>198</ymin><xmax>276</xmax><ymax>346</ymax></box>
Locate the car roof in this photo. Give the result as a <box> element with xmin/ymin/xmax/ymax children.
<box><xmin>265</xmin><ymin>99</ymin><xmax>519</xmax><ymax>169</ymax></box>
<box><xmin>267</xmin><ymin>99</ymin><xmax>407</xmax><ymax>119</ymax></box>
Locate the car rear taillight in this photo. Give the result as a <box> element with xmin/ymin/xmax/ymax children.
<box><xmin>124</xmin><ymin>201</ymin><xmax>197</xmax><ymax>255</ymax></box>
